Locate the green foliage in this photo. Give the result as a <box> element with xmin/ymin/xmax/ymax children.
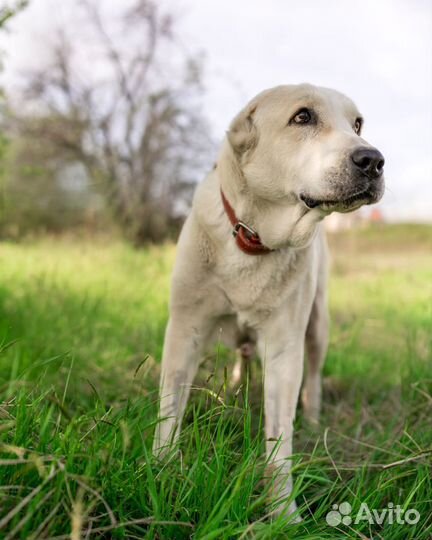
<box><xmin>0</xmin><ymin>119</ymin><xmax>107</xmax><ymax>238</ymax></box>
<box><xmin>0</xmin><ymin>131</ymin><xmax>9</xmax><ymax>216</ymax></box>
<box><xmin>0</xmin><ymin>0</ymin><xmax>30</xmax><ymax>234</ymax></box>
<box><xmin>0</xmin><ymin>226</ymin><xmax>431</xmax><ymax>538</ymax></box>
<box><xmin>0</xmin><ymin>1</ymin><xmax>28</xmax><ymax>29</ymax></box>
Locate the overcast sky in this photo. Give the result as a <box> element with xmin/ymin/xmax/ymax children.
<box><xmin>2</xmin><ymin>0</ymin><xmax>431</xmax><ymax>221</ymax></box>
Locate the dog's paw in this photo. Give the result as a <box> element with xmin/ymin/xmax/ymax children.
<box><xmin>152</xmin><ymin>435</ymin><xmax>174</xmax><ymax>459</ymax></box>
<box><xmin>265</xmin><ymin>464</ymin><xmax>303</xmax><ymax>523</ymax></box>
<box><xmin>270</xmin><ymin>499</ymin><xmax>303</xmax><ymax>523</ymax></box>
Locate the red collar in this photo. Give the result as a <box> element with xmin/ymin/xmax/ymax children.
<box><xmin>220</xmin><ymin>189</ymin><xmax>273</xmax><ymax>255</ymax></box>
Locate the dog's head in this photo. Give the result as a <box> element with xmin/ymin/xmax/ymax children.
<box><xmin>225</xmin><ymin>84</ymin><xmax>385</xmax><ymax>248</ymax></box>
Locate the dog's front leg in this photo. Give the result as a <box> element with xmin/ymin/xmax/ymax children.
<box><xmin>258</xmin><ymin>316</ymin><xmax>307</xmax><ymax>522</ymax></box>
<box><xmin>153</xmin><ymin>311</ymin><xmax>212</xmax><ymax>456</ymax></box>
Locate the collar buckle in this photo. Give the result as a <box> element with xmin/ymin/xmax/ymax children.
<box><xmin>221</xmin><ymin>188</ymin><xmax>272</xmax><ymax>255</ymax></box>
<box><xmin>233</xmin><ymin>221</ymin><xmax>258</xmax><ymax>239</ymax></box>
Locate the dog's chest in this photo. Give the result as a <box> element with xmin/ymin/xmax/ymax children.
<box><xmin>215</xmin><ymin>246</ymin><xmax>314</xmax><ymax>323</ymax></box>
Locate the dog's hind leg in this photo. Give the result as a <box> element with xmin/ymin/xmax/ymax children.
<box><xmin>231</xmin><ymin>327</ymin><xmax>256</xmax><ymax>388</ymax></box>
<box><xmin>231</xmin><ymin>342</ymin><xmax>254</xmax><ymax>387</ymax></box>
<box><xmin>302</xmin><ymin>275</ymin><xmax>329</xmax><ymax>425</ymax></box>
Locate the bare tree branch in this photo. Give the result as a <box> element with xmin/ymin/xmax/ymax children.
<box><xmin>8</xmin><ymin>0</ymin><xmax>213</xmax><ymax>243</ymax></box>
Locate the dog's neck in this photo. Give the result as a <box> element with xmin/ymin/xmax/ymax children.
<box><xmin>217</xmin><ymin>140</ymin><xmax>259</xmax><ymax>228</ymax></box>
<box><xmin>216</xmin><ymin>139</ymin><xmax>323</xmax><ymax>251</ymax></box>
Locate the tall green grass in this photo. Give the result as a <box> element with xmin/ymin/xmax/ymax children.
<box><xmin>0</xmin><ymin>225</ymin><xmax>431</xmax><ymax>539</ymax></box>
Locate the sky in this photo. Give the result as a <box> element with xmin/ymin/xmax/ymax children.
<box><xmin>1</xmin><ymin>0</ymin><xmax>432</xmax><ymax>221</ymax></box>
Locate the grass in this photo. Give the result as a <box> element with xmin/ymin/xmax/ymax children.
<box><xmin>0</xmin><ymin>224</ymin><xmax>431</xmax><ymax>539</ymax></box>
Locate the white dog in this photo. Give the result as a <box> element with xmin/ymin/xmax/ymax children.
<box><xmin>153</xmin><ymin>84</ymin><xmax>385</xmax><ymax>519</ymax></box>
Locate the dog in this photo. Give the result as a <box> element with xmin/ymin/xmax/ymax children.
<box><xmin>153</xmin><ymin>83</ymin><xmax>385</xmax><ymax>519</ymax></box>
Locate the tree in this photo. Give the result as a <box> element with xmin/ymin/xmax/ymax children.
<box><xmin>3</xmin><ymin>114</ymin><xmax>105</xmax><ymax>236</ymax></box>
<box><xmin>9</xmin><ymin>0</ymin><xmax>213</xmax><ymax>243</ymax></box>
<box><xmin>0</xmin><ymin>0</ymin><xmax>28</xmax><ymax>28</ymax></box>
<box><xmin>0</xmin><ymin>1</ymin><xmax>29</xmax><ymax>234</ymax></box>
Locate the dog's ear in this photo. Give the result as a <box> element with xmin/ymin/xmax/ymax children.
<box><xmin>227</xmin><ymin>103</ymin><xmax>258</xmax><ymax>156</ymax></box>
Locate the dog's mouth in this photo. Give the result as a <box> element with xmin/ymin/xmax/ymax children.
<box><xmin>300</xmin><ymin>188</ymin><xmax>373</xmax><ymax>212</ymax></box>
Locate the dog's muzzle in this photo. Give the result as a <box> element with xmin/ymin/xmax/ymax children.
<box><xmin>300</xmin><ymin>146</ymin><xmax>385</xmax><ymax>212</ymax></box>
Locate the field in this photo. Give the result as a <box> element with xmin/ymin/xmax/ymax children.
<box><xmin>0</xmin><ymin>224</ymin><xmax>431</xmax><ymax>539</ymax></box>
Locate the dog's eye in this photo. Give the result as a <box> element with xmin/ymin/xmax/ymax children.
<box><xmin>354</xmin><ymin>118</ymin><xmax>363</xmax><ymax>135</ymax></box>
<box><xmin>291</xmin><ymin>108</ymin><xmax>312</xmax><ymax>125</ymax></box>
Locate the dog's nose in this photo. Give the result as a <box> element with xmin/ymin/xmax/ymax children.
<box><xmin>351</xmin><ymin>148</ymin><xmax>385</xmax><ymax>179</ymax></box>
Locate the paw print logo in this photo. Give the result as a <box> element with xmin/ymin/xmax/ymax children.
<box><xmin>326</xmin><ymin>502</ymin><xmax>352</xmax><ymax>527</ymax></box>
